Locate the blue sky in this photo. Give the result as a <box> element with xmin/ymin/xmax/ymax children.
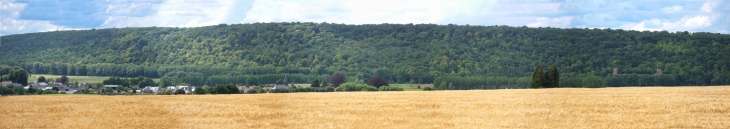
<box><xmin>1</xmin><ymin>0</ymin><xmax>728</xmax><ymax>35</ymax></box>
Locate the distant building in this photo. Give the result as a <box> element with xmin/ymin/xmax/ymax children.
<box><xmin>30</xmin><ymin>82</ymin><xmax>49</xmax><ymax>89</ymax></box>
<box><xmin>613</xmin><ymin>68</ymin><xmax>619</xmax><ymax>75</ymax></box>
<box><xmin>273</xmin><ymin>75</ymin><xmax>289</xmax><ymax>89</ymax></box>
<box><xmin>237</xmin><ymin>86</ymin><xmax>250</xmax><ymax>93</ymax></box>
<box><xmin>166</xmin><ymin>86</ymin><xmax>177</xmax><ymax>93</ymax></box>
<box><xmin>272</xmin><ymin>84</ymin><xmax>289</xmax><ymax>89</ymax></box>
<box><xmin>656</xmin><ymin>69</ymin><xmax>663</xmax><ymax>75</ymax></box>
<box><xmin>104</xmin><ymin>85</ymin><xmax>119</xmax><ymax>88</ymax></box>
<box><xmin>1</xmin><ymin>81</ymin><xmax>12</xmax><ymax>86</ymax></box>
<box><xmin>141</xmin><ymin>86</ymin><xmax>160</xmax><ymax>94</ymax></box>
<box><xmin>78</xmin><ymin>83</ymin><xmax>88</xmax><ymax>89</ymax></box>
<box><xmin>176</xmin><ymin>86</ymin><xmax>195</xmax><ymax>94</ymax></box>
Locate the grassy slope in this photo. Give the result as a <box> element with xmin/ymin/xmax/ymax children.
<box><xmin>1</xmin><ymin>86</ymin><xmax>729</xmax><ymax>128</ymax></box>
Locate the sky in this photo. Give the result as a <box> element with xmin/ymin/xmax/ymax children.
<box><xmin>1</xmin><ymin>0</ymin><xmax>729</xmax><ymax>35</ymax></box>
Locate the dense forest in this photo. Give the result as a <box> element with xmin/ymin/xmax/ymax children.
<box><xmin>1</xmin><ymin>22</ymin><xmax>729</xmax><ymax>87</ymax></box>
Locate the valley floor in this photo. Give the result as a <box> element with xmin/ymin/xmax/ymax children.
<box><xmin>1</xmin><ymin>86</ymin><xmax>729</xmax><ymax>128</ymax></box>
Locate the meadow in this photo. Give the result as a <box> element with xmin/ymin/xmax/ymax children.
<box><xmin>283</xmin><ymin>84</ymin><xmax>424</xmax><ymax>91</ymax></box>
<box><xmin>1</xmin><ymin>86</ymin><xmax>729</xmax><ymax>128</ymax></box>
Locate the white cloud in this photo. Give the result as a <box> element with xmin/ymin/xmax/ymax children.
<box><xmin>241</xmin><ymin>0</ymin><xmax>498</xmax><ymax>25</ymax></box>
<box><xmin>629</xmin><ymin>15</ymin><xmax>714</xmax><ymax>32</ymax></box>
<box><xmin>1</xmin><ymin>0</ymin><xmax>85</xmax><ymax>35</ymax></box>
<box><xmin>105</xmin><ymin>2</ymin><xmax>158</xmax><ymax>17</ymax></box>
<box><xmin>700</xmin><ymin>1</ymin><xmax>715</xmax><ymax>12</ymax></box>
<box><xmin>662</xmin><ymin>6</ymin><xmax>682</xmax><ymax>13</ymax></box>
<box><xmin>2</xmin><ymin>0</ymin><xmax>729</xmax><ymax>35</ymax></box>
<box><xmin>100</xmin><ymin>0</ymin><xmax>253</xmax><ymax>28</ymax></box>
<box><xmin>527</xmin><ymin>16</ymin><xmax>573</xmax><ymax>28</ymax></box>
<box><xmin>239</xmin><ymin>0</ymin><xmax>577</xmax><ymax>29</ymax></box>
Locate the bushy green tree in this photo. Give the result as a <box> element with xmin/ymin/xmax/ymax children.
<box><xmin>58</xmin><ymin>75</ymin><xmax>69</xmax><ymax>84</ymax></box>
<box><xmin>0</xmin><ymin>86</ymin><xmax>9</xmax><ymax>95</ymax></box>
<box><xmin>37</xmin><ymin>76</ymin><xmax>46</xmax><ymax>82</ymax></box>
<box><xmin>422</xmin><ymin>87</ymin><xmax>432</xmax><ymax>91</ymax></box>
<box><xmin>582</xmin><ymin>75</ymin><xmax>605</xmax><ymax>88</ymax></box>
<box><xmin>225</xmin><ymin>84</ymin><xmax>239</xmax><ymax>94</ymax></box>
<box><xmin>42</xmin><ymin>89</ymin><xmax>57</xmax><ymax>94</ymax></box>
<box><xmin>137</xmin><ymin>78</ymin><xmax>155</xmax><ymax>87</ymax></box>
<box><xmin>438</xmin><ymin>81</ymin><xmax>447</xmax><ymax>90</ymax></box>
<box><xmin>27</xmin><ymin>85</ymin><xmax>36</xmax><ymax>95</ymax></box>
<box><xmin>158</xmin><ymin>77</ymin><xmax>173</xmax><ymax>87</ymax></box>
<box><xmin>9</xmin><ymin>69</ymin><xmax>28</xmax><ymax>86</ymax></box>
<box><xmin>335</xmin><ymin>83</ymin><xmax>377</xmax><ymax>91</ymax></box>
<box><xmin>201</xmin><ymin>86</ymin><xmax>212</xmax><ymax>94</ymax></box>
<box><xmin>14</xmin><ymin>87</ymin><xmax>26</xmax><ymax>95</ymax></box>
<box><xmin>174</xmin><ymin>89</ymin><xmax>185</xmax><ymax>95</ymax></box>
<box><xmin>214</xmin><ymin>85</ymin><xmax>228</xmax><ymax>94</ymax></box>
<box><xmin>310</xmin><ymin>79</ymin><xmax>320</xmax><ymax>87</ymax></box>
<box><xmin>193</xmin><ymin>86</ymin><xmax>206</xmax><ymax>94</ymax></box>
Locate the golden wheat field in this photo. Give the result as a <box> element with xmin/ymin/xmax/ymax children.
<box><xmin>1</xmin><ymin>86</ymin><xmax>730</xmax><ymax>128</ymax></box>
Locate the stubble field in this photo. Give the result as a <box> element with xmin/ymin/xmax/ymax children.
<box><xmin>1</xmin><ymin>86</ymin><xmax>729</xmax><ymax>128</ymax></box>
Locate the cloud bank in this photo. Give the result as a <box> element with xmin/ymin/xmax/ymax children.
<box><xmin>1</xmin><ymin>0</ymin><xmax>728</xmax><ymax>35</ymax></box>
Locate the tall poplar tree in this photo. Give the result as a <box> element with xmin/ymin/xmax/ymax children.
<box><xmin>531</xmin><ymin>65</ymin><xmax>545</xmax><ymax>88</ymax></box>
<box><xmin>544</xmin><ymin>65</ymin><xmax>560</xmax><ymax>88</ymax></box>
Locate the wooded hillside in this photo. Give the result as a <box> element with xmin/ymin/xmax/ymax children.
<box><xmin>1</xmin><ymin>22</ymin><xmax>729</xmax><ymax>85</ymax></box>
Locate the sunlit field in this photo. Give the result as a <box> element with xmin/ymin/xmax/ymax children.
<box><xmin>1</xmin><ymin>86</ymin><xmax>729</xmax><ymax>128</ymax></box>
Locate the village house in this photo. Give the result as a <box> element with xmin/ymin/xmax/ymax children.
<box><xmin>65</xmin><ymin>89</ymin><xmax>78</xmax><ymax>94</ymax></box>
<box><xmin>103</xmin><ymin>85</ymin><xmax>119</xmax><ymax>89</ymax></box>
<box><xmin>1</xmin><ymin>81</ymin><xmax>12</xmax><ymax>86</ymax></box>
<box><xmin>141</xmin><ymin>86</ymin><xmax>160</xmax><ymax>94</ymax></box>
<box><xmin>180</xmin><ymin>86</ymin><xmax>195</xmax><ymax>94</ymax></box>
<box><xmin>237</xmin><ymin>86</ymin><xmax>250</xmax><ymax>93</ymax></box>
<box><xmin>100</xmin><ymin>85</ymin><xmax>119</xmax><ymax>93</ymax></box>
<box><xmin>2</xmin><ymin>81</ymin><xmax>23</xmax><ymax>89</ymax></box>
<box><xmin>166</xmin><ymin>86</ymin><xmax>177</xmax><ymax>93</ymax></box>
<box><xmin>29</xmin><ymin>82</ymin><xmax>49</xmax><ymax>89</ymax></box>
<box><xmin>78</xmin><ymin>83</ymin><xmax>88</xmax><ymax>89</ymax></box>
<box><xmin>50</xmin><ymin>82</ymin><xmax>70</xmax><ymax>92</ymax></box>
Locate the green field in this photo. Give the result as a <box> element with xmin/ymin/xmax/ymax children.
<box><xmin>290</xmin><ymin>83</ymin><xmax>430</xmax><ymax>91</ymax></box>
<box><xmin>389</xmin><ymin>84</ymin><xmax>433</xmax><ymax>91</ymax></box>
<box><xmin>28</xmin><ymin>74</ymin><xmax>160</xmax><ymax>84</ymax></box>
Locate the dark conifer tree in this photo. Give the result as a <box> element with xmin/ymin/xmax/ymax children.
<box><xmin>531</xmin><ymin>65</ymin><xmax>545</xmax><ymax>88</ymax></box>
<box><xmin>544</xmin><ymin>65</ymin><xmax>560</xmax><ymax>88</ymax></box>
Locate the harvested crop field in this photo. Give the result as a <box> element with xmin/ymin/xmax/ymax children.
<box><xmin>2</xmin><ymin>86</ymin><xmax>730</xmax><ymax>128</ymax></box>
